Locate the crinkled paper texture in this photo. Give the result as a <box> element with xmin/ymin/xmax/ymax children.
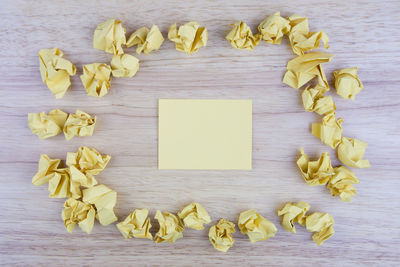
<box><xmin>178</xmin><ymin>202</ymin><xmax>211</xmax><ymax>230</ymax></box>
<box><xmin>297</xmin><ymin>148</ymin><xmax>334</xmax><ymax>186</ymax></box>
<box><xmin>283</xmin><ymin>52</ymin><xmax>333</xmax><ymax>89</ymax></box>
<box><xmin>238</xmin><ymin>209</ymin><xmax>277</xmax><ymax>242</ymax></box>
<box><xmin>32</xmin><ymin>155</ymin><xmax>81</xmax><ymax>199</ymax></box>
<box><xmin>39</xmin><ymin>48</ymin><xmax>76</xmax><ymax>98</ymax></box>
<box><xmin>80</xmin><ymin>63</ymin><xmax>111</xmax><ymax>97</ymax></box>
<box><xmin>328</xmin><ymin>166</ymin><xmax>359</xmax><ymax>202</ymax></box>
<box><xmin>337</xmin><ymin>137</ymin><xmax>370</xmax><ymax>168</ymax></box>
<box><xmin>168</xmin><ymin>22</ymin><xmax>207</xmax><ymax>54</ymax></box>
<box><xmin>63</xmin><ymin>110</ymin><xmax>96</xmax><ymax>141</ymax></box>
<box><xmin>32</xmin><ymin>154</ymin><xmax>62</xmax><ymax>186</ymax></box>
<box><xmin>312</xmin><ymin>112</ymin><xmax>343</xmax><ymax>148</ymax></box>
<box><xmin>28</xmin><ymin>109</ymin><xmax>68</xmax><ymax>139</ymax></box>
<box><xmin>62</xmin><ymin>198</ymin><xmax>95</xmax><ymax>234</ymax></box>
<box><xmin>209</xmin><ymin>218</ymin><xmax>236</xmax><ymax>252</ymax></box>
<box><xmin>127</xmin><ymin>25</ymin><xmax>164</xmax><ymax>54</ymax></box>
<box><xmin>277</xmin><ymin>201</ymin><xmax>310</xmax><ymax>233</ymax></box>
<box><xmin>66</xmin><ymin>146</ymin><xmax>111</xmax><ymax>188</ymax></box>
<box><xmin>305</xmin><ymin>212</ymin><xmax>335</xmax><ymax>246</ymax></box>
<box><xmin>287</xmin><ymin>14</ymin><xmax>329</xmax><ymax>55</ymax></box>
<box><xmin>258</xmin><ymin>12</ymin><xmax>290</xmax><ymax>44</ymax></box>
<box><xmin>93</xmin><ymin>19</ymin><xmax>126</xmax><ymax>55</ymax></box>
<box><xmin>226</xmin><ymin>21</ymin><xmax>261</xmax><ymax>51</ymax></box>
<box><xmin>82</xmin><ymin>184</ymin><xmax>118</xmax><ymax>226</ymax></box>
<box><xmin>117</xmin><ymin>208</ymin><xmax>153</xmax><ymax>239</ymax></box>
<box><xmin>48</xmin><ymin>168</ymin><xmax>73</xmax><ymax>198</ymax></box>
<box><xmin>154</xmin><ymin>210</ymin><xmax>184</xmax><ymax>243</ymax></box>
<box><xmin>302</xmin><ymin>86</ymin><xmax>336</xmax><ymax>115</ymax></box>
<box><xmin>111</xmin><ymin>54</ymin><xmax>139</xmax><ymax>78</ymax></box>
<box><xmin>333</xmin><ymin>67</ymin><xmax>363</xmax><ymax>100</ymax></box>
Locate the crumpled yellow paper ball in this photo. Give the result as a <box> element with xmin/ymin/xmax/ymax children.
<box><xmin>302</xmin><ymin>86</ymin><xmax>336</xmax><ymax>115</ymax></box>
<box><xmin>47</xmin><ymin>168</ymin><xmax>72</xmax><ymax>198</ymax></box>
<box><xmin>257</xmin><ymin>12</ymin><xmax>290</xmax><ymax>44</ymax></box>
<box><xmin>305</xmin><ymin>212</ymin><xmax>335</xmax><ymax>246</ymax></box>
<box><xmin>283</xmin><ymin>52</ymin><xmax>333</xmax><ymax>90</ymax></box>
<box><xmin>127</xmin><ymin>25</ymin><xmax>164</xmax><ymax>54</ymax></box>
<box><xmin>287</xmin><ymin>14</ymin><xmax>329</xmax><ymax>55</ymax></box>
<box><xmin>238</xmin><ymin>209</ymin><xmax>277</xmax><ymax>242</ymax></box>
<box><xmin>277</xmin><ymin>201</ymin><xmax>310</xmax><ymax>233</ymax></box>
<box><xmin>93</xmin><ymin>19</ymin><xmax>126</xmax><ymax>55</ymax></box>
<box><xmin>226</xmin><ymin>21</ymin><xmax>261</xmax><ymax>51</ymax></box>
<box><xmin>333</xmin><ymin>67</ymin><xmax>364</xmax><ymax>100</ymax></box>
<box><xmin>66</xmin><ymin>146</ymin><xmax>111</xmax><ymax>188</ymax></box>
<box><xmin>154</xmin><ymin>210</ymin><xmax>184</xmax><ymax>243</ymax></box>
<box><xmin>177</xmin><ymin>202</ymin><xmax>211</xmax><ymax>230</ymax></box>
<box><xmin>82</xmin><ymin>184</ymin><xmax>118</xmax><ymax>226</ymax></box>
<box><xmin>168</xmin><ymin>21</ymin><xmax>208</xmax><ymax>54</ymax></box>
<box><xmin>32</xmin><ymin>154</ymin><xmax>62</xmax><ymax>186</ymax></box>
<box><xmin>117</xmin><ymin>208</ymin><xmax>153</xmax><ymax>240</ymax></box>
<box><xmin>327</xmin><ymin>166</ymin><xmax>359</xmax><ymax>202</ymax></box>
<box><xmin>312</xmin><ymin>112</ymin><xmax>344</xmax><ymax>149</ymax></box>
<box><xmin>337</xmin><ymin>137</ymin><xmax>370</xmax><ymax>168</ymax></box>
<box><xmin>208</xmin><ymin>218</ymin><xmax>236</xmax><ymax>252</ymax></box>
<box><xmin>80</xmin><ymin>63</ymin><xmax>112</xmax><ymax>97</ymax></box>
<box><xmin>297</xmin><ymin>148</ymin><xmax>334</xmax><ymax>186</ymax></box>
<box><xmin>110</xmin><ymin>54</ymin><xmax>139</xmax><ymax>78</ymax></box>
<box><xmin>62</xmin><ymin>198</ymin><xmax>96</xmax><ymax>234</ymax></box>
<box><xmin>63</xmin><ymin>110</ymin><xmax>96</xmax><ymax>141</ymax></box>
<box><xmin>39</xmin><ymin>48</ymin><xmax>76</xmax><ymax>99</ymax></box>
<box><xmin>32</xmin><ymin>154</ymin><xmax>81</xmax><ymax>199</ymax></box>
<box><xmin>28</xmin><ymin>109</ymin><xmax>68</xmax><ymax>139</ymax></box>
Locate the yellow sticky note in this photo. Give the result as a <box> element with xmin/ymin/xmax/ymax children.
<box><xmin>158</xmin><ymin>99</ymin><xmax>252</xmax><ymax>170</ymax></box>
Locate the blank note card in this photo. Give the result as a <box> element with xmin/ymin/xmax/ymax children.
<box><xmin>158</xmin><ymin>99</ymin><xmax>252</xmax><ymax>170</ymax></box>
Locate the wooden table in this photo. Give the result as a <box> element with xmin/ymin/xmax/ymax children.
<box><xmin>1</xmin><ymin>0</ymin><xmax>399</xmax><ymax>266</ymax></box>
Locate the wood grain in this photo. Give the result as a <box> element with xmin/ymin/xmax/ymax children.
<box><xmin>1</xmin><ymin>0</ymin><xmax>400</xmax><ymax>266</ymax></box>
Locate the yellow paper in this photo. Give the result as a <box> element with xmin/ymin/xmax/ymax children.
<box><xmin>48</xmin><ymin>168</ymin><xmax>72</xmax><ymax>198</ymax></box>
<box><xmin>333</xmin><ymin>67</ymin><xmax>363</xmax><ymax>100</ymax></box>
<box><xmin>110</xmin><ymin>54</ymin><xmax>139</xmax><ymax>78</ymax></box>
<box><xmin>277</xmin><ymin>201</ymin><xmax>310</xmax><ymax>233</ymax></box>
<box><xmin>238</xmin><ymin>209</ymin><xmax>277</xmax><ymax>242</ymax></box>
<box><xmin>302</xmin><ymin>86</ymin><xmax>336</xmax><ymax>115</ymax></box>
<box><xmin>154</xmin><ymin>210</ymin><xmax>184</xmax><ymax>243</ymax></box>
<box><xmin>116</xmin><ymin>208</ymin><xmax>153</xmax><ymax>240</ymax></box>
<box><xmin>93</xmin><ymin>19</ymin><xmax>126</xmax><ymax>55</ymax></box>
<box><xmin>66</xmin><ymin>146</ymin><xmax>111</xmax><ymax>188</ymax></box>
<box><xmin>177</xmin><ymin>202</ymin><xmax>211</xmax><ymax>230</ymax></box>
<box><xmin>62</xmin><ymin>198</ymin><xmax>95</xmax><ymax>234</ymax></box>
<box><xmin>126</xmin><ymin>27</ymin><xmax>148</xmax><ymax>47</ymax></box>
<box><xmin>80</xmin><ymin>63</ymin><xmax>112</xmax><ymax>97</ymax></box>
<box><xmin>63</xmin><ymin>110</ymin><xmax>96</xmax><ymax>141</ymax></box>
<box><xmin>287</xmin><ymin>14</ymin><xmax>329</xmax><ymax>55</ymax></box>
<box><xmin>327</xmin><ymin>166</ymin><xmax>359</xmax><ymax>202</ymax></box>
<box><xmin>283</xmin><ymin>52</ymin><xmax>333</xmax><ymax>89</ymax></box>
<box><xmin>168</xmin><ymin>21</ymin><xmax>207</xmax><ymax>54</ymax></box>
<box><xmin>158</xmin><ymin>99</ymin><xmax>252</xmax><ymax>170</ymax></box>
<box><xmin>337</xmin><ymin>137</ymin><xmax>370</xmax><ymax>168</ymax></box>
<box><xmin>226</xmin><ymin>21</ymin><xmax>261</xmax><ymax>50</ymax></box>
<box><xmin>297</xmin><ymin>148</ymin><xmax>334</xmax><ymax>186</ymax></box>
<box><xmin>258</xmin><ymin>12</ymin><xmax>290</xmax><ymax>44</ymax></box>
<box><xmin>82</xmin><ymin>184</ymin><xmax>118</xmax><ymax>226</ymax></box>
<box><xmin>312</xmin><ymin>112</ymin><xmax>343</xmax><ymax>148</ymax></box>
<box><xmin>209</xmin><ymin>218</ymin><xmax>236</xmax><ymax>252</ymax></box>
<box><xmin>32</xmin><ymin>154</ymin><xmax>81</xmax><ymax>199</ymax></box>
<box><xmin>305</xmin><ymin>212</ymin><xmax>335</xmax><ymax>246</ymax></box>
<box><xmin>32</xmin><ymin>154</ymin><xmax>62</xmax><ymax>186</ymax></box>
<box><xmin>127</xmin><ymin>25</ymin><xmax>164</xmax><ymax>54</ymax></box>
<box><xmin>28</xmin><ymin>109</ymin><xmax>68</xmax><ymax>139</ymax></box>
<box><xmin>38</xmin><ymin>48</ymin><xmax>76</xmax><ymax>98</ymax></box>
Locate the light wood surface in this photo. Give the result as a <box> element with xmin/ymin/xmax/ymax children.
<box><xmin>1</xmin><ymin>0</ymin><xmax>400</xmax><ymax>266</ymax></box>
